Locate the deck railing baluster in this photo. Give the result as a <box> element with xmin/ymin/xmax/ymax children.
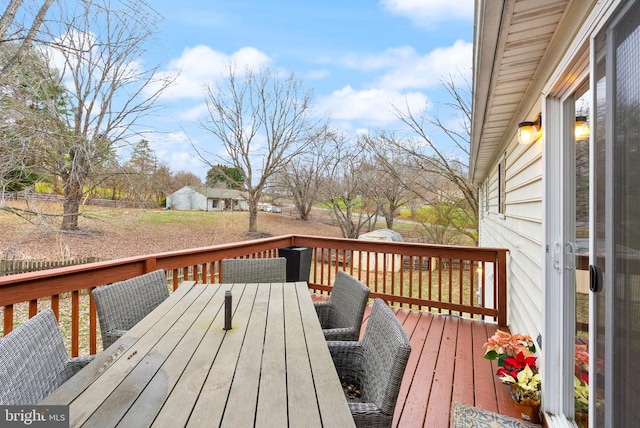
<box><xmin>0</xmin><ymin>235</ymin><xmax>509</xmax><ymax>352</ymax></box>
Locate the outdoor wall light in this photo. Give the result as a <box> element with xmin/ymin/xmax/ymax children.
<box><xmin>575</xmin><ymin>115</ymin><xmax>590</xmax><ymax>140</ymax></box>
<box><xmin>517</xmin><ymin>113</ymin><xmax>542</xmax><ymax>145</ymax></box>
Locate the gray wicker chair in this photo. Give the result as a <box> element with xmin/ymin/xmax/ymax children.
<box><xmin>328</xmin><ymin>298</ymin><xmax>411</xmax><ymax>428</ymax></box>
<box><xmin>220</xmin><ymin>257</ymin><xmax>287</xmax><ymax>283</ymax></box>
<box><xmin>0</xmin><ymin>309</ymin><xmax>94</xmax><ymax>405</ymax></box>
<box><xmin>314</xmin><ymin>270</ymin><xmax>370</xmax><ymax>341</ymax></box>
<box><xmin>92</xmin><ymin>269</ymin><xmax>169</xmax><ymax>349</ymax></box>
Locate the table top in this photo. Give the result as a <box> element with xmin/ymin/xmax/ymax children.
<box><xmin>42</xmin><ymin>281</ymin><xmax>355</xmax><ymax>428</ymax></box>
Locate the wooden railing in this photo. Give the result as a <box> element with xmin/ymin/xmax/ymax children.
<box><xmin>0</xmin><ymin>235</ymin><xmax>508</xmax><ymax>357</ymax></box>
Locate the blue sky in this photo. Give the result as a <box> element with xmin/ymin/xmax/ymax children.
<box><xmin>139</xmin><ymin>0</ymin><xmax>474</xmax><ymax>179</ymax></box>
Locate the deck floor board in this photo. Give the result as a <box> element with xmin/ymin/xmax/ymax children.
<box><xmin>313</xmin><ymin>295</ymin><xmax>524</xmax><ymax>427</ymax></box>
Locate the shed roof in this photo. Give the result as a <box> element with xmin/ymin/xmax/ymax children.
<box><xmin>359</xmin><ymin>228</ymin><xmax>404</xmax><ymax>242</ymax></box>
<box><xmin>182</xmin><ymin>186</ymin><xmax>248</xmax><ymax>200</ymax></box>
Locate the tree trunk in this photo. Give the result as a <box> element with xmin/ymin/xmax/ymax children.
<box><xmin>248</xmin><ymin>202</ymin><xmax>258</xmax><ymax>232</ymax></box>
<box><xmin>385</xmin><ymin>216</ymin><xmax>394</xmax><ymax>229</ymax></box>
<box><xmin>62</xmin><ymin>181</ymin><xmax>81</xmax><ymax>230</ymax></box>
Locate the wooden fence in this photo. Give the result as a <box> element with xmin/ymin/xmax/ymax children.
<box><xmin>0</xmin><ymin>257</ymin><xmax>101</xmax><ymax>277</ymax></box>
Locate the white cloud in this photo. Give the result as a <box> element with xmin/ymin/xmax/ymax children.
<box><xmin>337</xmin><ymin>40</ymin><xmax>471</xmax><ymax>91</ymax></box>
<box><xmin>380</xmin><ymin>0</ymin><xmax>474</xmax><ymax>27</ymax></box>
<box><xmin>178</xmin><ymin>103</ymin><xmax>209</xmax><ymax>122</ymax></box>
<box><xmin>46</xmin><ymin>30</ymin><xmax>143</xmax><ymax>94</ymax></box>
<box><xmin>304</xmin><ymin>69</ymin><xmax>332</xmax><ymax>80</ymax></box>
<box><xmin>340</xmin><ymin>46</ymin><xmax>417</xmax><ymax>72</ymax></box>
<box><xmin>155</xmin><ymin>45</ymin><xmax>272</xmax><ymax>100</ymax></box>
<box><xmin>317</xmin><ymin>85</ymin><xmax>428</xmax><ymax>125</ymax></box>
<box><xmin>147</xmin><ymin>131</ymin><xmax>209</xmax><ymax>177</ymax></box>
<box><xmin>376</xmin><ymin>40</ymin><xmax>472</xmax><ymax>90</ymax></box>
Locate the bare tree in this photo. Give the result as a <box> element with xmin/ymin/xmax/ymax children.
<box><xmin>317</xmin><ymin>134</ymin><xmax>377</xmax><ymax>239</ymax></box>
<box><xmin>120</xmin><ymin>139</ymin><xmax>168</xmax><ymax>205</ymax></box>
<box><xmin>172</xmin><ymin>170</ymin><xmax>202</xmax><ymax>191</ymax></box>
<box><xmin>275</xmin><ymin>129</ymin><xmax>334</xmax><ymax>220</ymax></box>
<box><xmin>388</xmin><ymin>75</ymin><xmax>478</xmax><ymax>245</ymax></box>
<box><xmin>0</xmin><ymin>0</ymin><xmax>54</xmax><ymax>76</ymax></box>
<box><xmin>199</xmin><ymin>66</ymin><xmax>327</xmax><ymax>233</ymax></box>
<box><xmin>0</xmin><ymin>43</ymin><xmax>61</xmax><ymax>202</ymax></box>
<box><xmin>359</xmin><ymin>133</ymin><xmax>413</xmax><ymax>229</ymax></box>
<box><xmin>37</xmin><ymin>0</ymin><xmax>175</xmax><ymax>230</ymax></box>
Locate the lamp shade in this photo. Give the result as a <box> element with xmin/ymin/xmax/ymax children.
<box><xmin>517</xmin><ymin>113</ymin><xmax>542</xmax><ymax>144</ymax></box>
<box><xmin>518</xmin><ymin>121</ymin><xmax>537</xmax><ymax>144</ymax></box>
<box><xmin>575</xmin><ymin>116</ymin><xmax>590</xmax><ymax>140</ymax></box>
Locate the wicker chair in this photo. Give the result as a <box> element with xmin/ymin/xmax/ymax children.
<box><xmin>314</xmin><ymin>270</ymin><xmax>370</xmax><ymax>341</ymax></box>
<box><xmin>328</xmin><ymin>298</ymin><xmax>411</xmax><ymax>428</ymax></box>
<box><xmin>92</xmin><ymin>269</ymin><xmax>169</xmax><ymax>349</ymax></box>
<box><xmin>220</xmin><ymin>257</ymin><xmax>287</xmax><ymax>283</ymax></box>
<box><xmin>0</xmin><ymin>309</ymin><xmax>94</xmax><ymax>404</ymax></box>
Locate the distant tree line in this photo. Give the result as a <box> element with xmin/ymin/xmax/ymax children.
<box><xmin>1</xmin><ymin>1</ymin><xmax>476</xmax><ymax>245</ymax></box>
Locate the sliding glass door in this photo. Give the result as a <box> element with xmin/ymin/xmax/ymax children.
<box><xmin>592</xmin><ymin>1</ymin><xmax>640</xmax><ymax>426</ymax></box>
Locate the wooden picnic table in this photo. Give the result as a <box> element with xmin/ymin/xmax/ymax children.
<box><xmin>42</xmin><ymin>281</ymin><xmax>355</xmax><ymax>427</ymax></box>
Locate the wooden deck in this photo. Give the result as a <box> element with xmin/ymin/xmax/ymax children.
<box><xmin>384</xmin><ymin>306</ymin><xmax>524</xmax><ymax>427</ymax></box>
<box><xmin>313</xmin><ymin>296</ymin><xmax>526</xmax><ymax>427</ymax></box>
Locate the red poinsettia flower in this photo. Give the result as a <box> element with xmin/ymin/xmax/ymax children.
<box><xmin>576</xmin><ymin>370</ymin><xmax>589</xmax><ymax>385</ymax></box>
<box><xmin>505</xmin><ymin>351</ymin><xmax>537</xmax><ymax>369</ymax></box>
<box><xmin>497</xmin><ymin>351</ymin><xmax>537</xmax><ymax>378</ymax></box>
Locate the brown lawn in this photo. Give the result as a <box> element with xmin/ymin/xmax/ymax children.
<box><xmin>0</xmin><ymin>201</ymin><xmax>342</xmax><ymax>262</ymax></box>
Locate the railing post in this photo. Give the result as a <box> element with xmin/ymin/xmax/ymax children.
<box><xmin>144</xmin><ymin>257</ymin><xmax>157</xmax><ymax>273</ymax></box>
<box><xmin>496</xmin><ymin>249</ymin><xmax>508</xmax><ymax>327</ymax></box>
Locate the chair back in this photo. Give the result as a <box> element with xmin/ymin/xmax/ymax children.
<box><xmin>360</xmin><ymin>299</ymin><xmax>411</xmax><ymax>416</ymax></box>
<box><xmin>92</xmin><ymin>269</ymin><xmax>169</xmax><ymax>348</ymax></box>
<box><xmin>220</xmin><ymin>257</ymin><xmax>287</xmax><ymax>283</ymax></box>
<box><xmin>328</xmin><ymin>270</ymin><xmax>370</xmax><ymax>331</ymax></box>
<box><xmin>0</xmin><ymin>309</ymin><xmax>69</xmax><ymax>404</ymax></box>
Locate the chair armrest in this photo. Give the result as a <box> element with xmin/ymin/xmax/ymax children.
<box><xmin>327</xmin><ymin>340</ymin><xmax>365</xmax><ymax>382</ymax></box>
<box><xmin>102</xmin><ymin>329</ymin><xmax>127</xmax><ymax>349</ymax></box>
<box><xmin>323</xmin><ymin>327</ymin><xmax>359</xmax><ymax>341</ymax></box>
<box><xmin>63</xmin><ymin>355</ymin><xmax>95</xmax><ymax>380</ymax></box>
<box><xmin>349</xmin><ymin>402</ymin><xmax>391</xmax><ymax>427</ymax></box>
<box><xmin>314</xmin><ymin>301</ymin><xmax>333</xmax><ymax>327</ymax></box>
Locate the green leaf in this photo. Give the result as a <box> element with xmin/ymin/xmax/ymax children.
<box><xmin>484</xmin><ymin>350</ymin><xmax>499</xmax><ymax>360</ymax></box>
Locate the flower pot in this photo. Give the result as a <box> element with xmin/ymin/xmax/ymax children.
<box><xmin>509</xmin><ymin>385</ymin><xmax>541</xmax><ymax>423</ymax></box>
<box><xmin>575</xmin><ymin>412</ymin><xmax>588</xmax><ymax>427</ymax></box>
<box><xmin>515</xmin><ymin>398</ymin><xmax>541</xmax><ymax>424</ymax></box>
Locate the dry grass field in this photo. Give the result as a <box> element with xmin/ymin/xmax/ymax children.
<box><xmin>0</xmin><ymin>201</ymin><xmax>342</xmax><ymax>351</ymax></box>
<box><xmin>0</xmin><ymin>201</ymin><xmax>342</xmax><ymax>262</ymax></box>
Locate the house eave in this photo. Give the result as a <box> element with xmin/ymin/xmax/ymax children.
<box><xmin>470</xmin><ymin>0</ymin><xmax>588</xmax><ymax>184</ymax></box>
<box><xmin>470</xmin><ymin>0</ymin><xmax>506</xmax><ymax>183</ymax></box>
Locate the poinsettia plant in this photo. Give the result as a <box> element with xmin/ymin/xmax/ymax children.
<box><xmin>574</xmin><ymin>344</ymin><xmax>589</xmax><ymax>414</ymax></box>
<box><xmin>483</xmin><ymin>330</ymin><xmax>541</xmax><ymax>402</ymax></box>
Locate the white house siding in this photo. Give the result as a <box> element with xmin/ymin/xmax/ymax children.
<box><xmin>166</xmin><ymin>186</ymin><xmax>250</xmax><ymax>211</ymax></box>
<box><xmin>479</xmin><ymin>138</ymin><xmax>544</xmax><ymax>338</ymax></box>
<box><xmin>166</xmin><ymin>187</ymin><xmax>208</xmax><ymax>211</ymax></box>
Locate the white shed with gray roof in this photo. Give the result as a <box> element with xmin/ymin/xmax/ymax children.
<box><xmin>166</xmin><ymin>186</ymin><xmax>248</xmax><ymax>211</ymax></box>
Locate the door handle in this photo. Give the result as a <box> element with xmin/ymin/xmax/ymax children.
<box><xmin>565</xmin><ymin>242</ymin><xmax>576</xmax><ymax>270</ymax></box>
<box><xmin>589</xmin><ymin>264</ymin><xmax>603</xmax><ymax>292</ymax></box>
<box><xmin>552</xmin><ymin>241</ymin><xmax>561</xmax><ymax>270</ymax></box>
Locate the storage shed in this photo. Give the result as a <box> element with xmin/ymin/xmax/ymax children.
<box><xmin>166</xmin><ymin>186</ymin><xmax>249</xmax><ymax>211</ymax></box>
<box><xmin>355</xmin><ymin>229</ymin><xmax>403</xmax><ymax>272</ymax></box>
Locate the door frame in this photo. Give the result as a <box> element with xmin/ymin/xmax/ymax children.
<box><xmin>542</xmin><ymin>2</ymin><xmax>628</xmax><ymax>426</ymax></box>
<box><xmin>542</xmin><ymin>13</ymin><xmax>595</xmax><ymax>420</ymax></box>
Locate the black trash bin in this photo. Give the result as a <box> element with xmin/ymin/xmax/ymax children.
<box><xmin>278</xmin><ymin>246</ymin><xmax>313</xmax><ymax>282</ymax></box>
